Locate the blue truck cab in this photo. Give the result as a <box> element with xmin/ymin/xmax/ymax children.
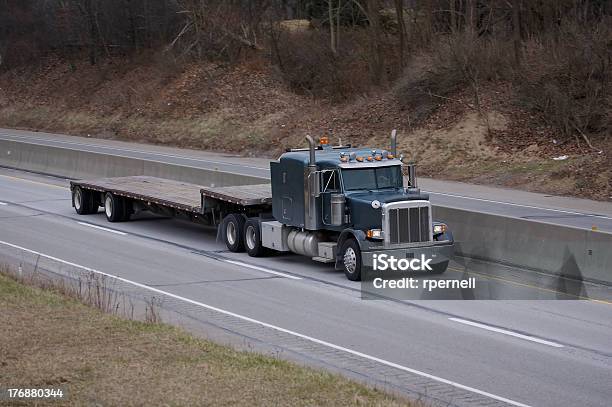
<box><xmin>263</xmin><ymin>133</ymin><xmax>454</xmax><ymax>280</ymax></box>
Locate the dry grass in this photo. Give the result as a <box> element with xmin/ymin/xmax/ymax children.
<box><xmin>0</xmin><ymin>271</ymin><xmax>413</xmax><ymax>407</ymax></box>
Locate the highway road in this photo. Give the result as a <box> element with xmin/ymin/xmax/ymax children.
<box><xmin>1</xmin><ymin>167</ymin><xmax>611</xmax><ymax>407</ymax></box>
<box><xmin>1</xmin><ymin>128</ymin><xmax>612</xmax><ymax>232</ymax></box>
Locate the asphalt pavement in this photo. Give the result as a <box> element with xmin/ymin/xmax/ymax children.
<box><xmin>1</xmin><ymin>168</ymin><xmax>611</xmax><ymax>407</ymax></box>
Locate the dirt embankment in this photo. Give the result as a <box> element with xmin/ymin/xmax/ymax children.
<box><xmin>0</xmin><ymin>55</ymin><xmax>610</xmax><ymax>200</ymax></box>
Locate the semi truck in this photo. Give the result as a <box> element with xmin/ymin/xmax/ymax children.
<box><xmin>70</xmin><ymin>131</ymin><xmax>454</xmax><ymax>280</ymax></box>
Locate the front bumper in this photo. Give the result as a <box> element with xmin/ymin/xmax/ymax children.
<box><xmin>361</xmin><ymin>241</ymin><xmax>454</xmax><ymax>274</ymax></box>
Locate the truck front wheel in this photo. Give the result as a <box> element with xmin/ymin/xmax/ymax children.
<box><xmin>222</xmin><ymin>214</ymin><xmax>246</xmax><ymax>252</ymax></box>
<box><xmin>340</xmin><ymin>239</ymin><xmax>362</xmax><ymax>281</ymax></box>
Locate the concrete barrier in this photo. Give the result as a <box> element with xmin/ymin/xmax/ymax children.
<box><xmin>2</xmin><ymin>138</ymin><xmax>610</xmax><ymax>285</ymax></box>
<box><xmin>433</xmin><ymin>206</ymin><xmax>612</xmax><ymax>285</ymax></box>
<box><xmin>0</xmin><ymin>139</ymin><xmax>266</xmax><ymax>187</ymax></box>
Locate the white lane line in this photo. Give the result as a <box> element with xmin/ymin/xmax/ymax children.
<box><xmin>427</xmin><ymin>191</ymin><xmax>612</xmax><ymax>220</ymax></box>
<box><xmin>224</xmin><ymin>259</ymin><xmax>302</xmax><ymax>280</ymax></box>
<box><xmin>0</xmin><ymin>202</ymin><xmax>7</xmax><ymax>206</ymax></box>
<box><xmin>0</xmin><ymin>239</ymin><xmax>532</xmax><ymax>407</ymax></box>
<box><xmin>0</xmin><ymin>174</ymin><xmax>69</xmax><ymax>190</ymax></box>
<box><xmin>77</xmin><ymin>222</ymin><xmax>127</xmax><ymax>236</ymax></box>
<box><xmin>0</xmin><ymin>134</ymin><xmax>269</xmax><ymax>172</ymax></box>
<box><xmin>449</xmin><ymin>317</ymin><xmax>564</xmax><ymax>348</ymax></box>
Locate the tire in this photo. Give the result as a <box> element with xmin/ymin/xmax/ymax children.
<box><xmin>73</xmin><ymin>187</ymin><xmax>96</xmax><ymax>215</ymax></box>
<box><xmin>340</xmin><ymin>238</ymin><xmax>362</xmax><ymax>281</ymax></box>
<box><xmin>104</xmin><ymin>192</ymin><xmax>126</xmax><ymax>222</ymax></box>
<box><xmin>222</xmin><ymin>213</ymin><xmax>246</xmax><ymax>252</ymax></box>
<box><xmin>244</xmin><ymin>218</ymin><xmax>267</xmax><ymax>257</ymax></box>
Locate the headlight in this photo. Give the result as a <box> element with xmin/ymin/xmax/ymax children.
<box><xmin>366</xmin><ymin>229</ymin><xmax>384</xmax><ymax>239</ymax></box>
<box><xmin>371</xmin><ymin>200</ymin><xmax>381</xmax><ymax>209</ymax></box>
<box><xmin>433</xmin><ymin>223</ymin><xmax>448</xmax><ymax>235</ymax></box>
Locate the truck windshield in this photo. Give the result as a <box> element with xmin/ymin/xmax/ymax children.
<box><xmin>342</xmin><ymin>166</ymin><xmax>402</xmax><ymax>191</ymax></box>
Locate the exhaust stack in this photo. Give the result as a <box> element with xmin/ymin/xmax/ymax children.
<box><xmin>390</xmin><ymin>129</ymin><xmax>397</xmax><ymax>156</ymax></box>
<box><xmin>304</xmin><ymin>135</ymin><xmax>318</xmax><ymax>229</ymax></box>
<box><xmin>305</xmin><ymin>135</ymin><xmax>316</xmax><ymax>168</ymax></box>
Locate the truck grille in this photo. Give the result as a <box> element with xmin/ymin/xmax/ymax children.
<box><xmin>387</xmin><ymin>205</ymin><xmax>431</xmax><ymax>244</ymax></box>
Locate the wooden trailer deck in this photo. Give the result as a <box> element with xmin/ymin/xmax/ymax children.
<box><xmin>71</xmin><ymin>176</ymin><xmax>271</xmax><ymax>213</ymax></box>
<box><xmin>200</xmin><ymin>184</ymin><xmax>272</xmax><ymax>206</ymax></box>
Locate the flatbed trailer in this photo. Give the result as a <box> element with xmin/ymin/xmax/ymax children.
<box><xmin>70</xmin><ymin>175</ymin><xmax>272</xmax><ymax>225</ymax></box>
<box><xmin>69</xmin><ymin>133</ymin><xmax>455</xmax><ymax>281</ymax></box>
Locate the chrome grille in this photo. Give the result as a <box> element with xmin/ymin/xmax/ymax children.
<box><xmin>386</xmin><ymin>202</ymin><xmax>431</xmax><ymax>245</ymax></box>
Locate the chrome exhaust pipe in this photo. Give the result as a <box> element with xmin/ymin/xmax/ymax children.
<box><xmin>305</xmin><ymin>135</ymin><xmax>316</xmax><ymax>167</ymax></box>
<box><xmin>304</xmin><ymin>135</ymin><xmax>318</xmax><ymax>229</ymax></box>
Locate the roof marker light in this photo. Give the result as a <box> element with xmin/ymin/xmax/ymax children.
<box><xmin>367</xmin><ymin>156</ymin><xmax>373</xmax><ymax>162</ymax></box>
<box><xmin>356</xmin><ymin>156</ymin><xmax>364</xmax><ymax>162</ymax></box>
<box><xmin>320</xmin><ymin>136</ymin><xmax>329</xmax><ymax>145</ymax></box>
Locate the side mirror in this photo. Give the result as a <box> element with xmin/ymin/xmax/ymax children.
<box><xmin>405</xmin><ymin>163</ymin><xmax>417</xmax><ymax>188</ymax></box>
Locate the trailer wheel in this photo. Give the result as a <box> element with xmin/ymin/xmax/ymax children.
<box><xmin>222</xmin><ymin>214</ymin><xmax>245</xmax><ymax>252</ymax></box>
<box><xmin>340</xmin><ymin>238</ymin><xmax>362</xmax><ymax>281</ymax></box>
<box><xmin>244</xmin><ymin>218</ymin><xmax>267</xmax><ymax>257</ymax></box>
<box><xmin>73</xmin><ymin>187</ymin><xmax>96</xmax><ymax>215</ymax></box>
<box><xmin>104</xmin><ymin>192</ymin><xmax>126</xmax><ymax>222</ymax></box>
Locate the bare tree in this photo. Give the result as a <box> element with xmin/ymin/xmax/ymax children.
<box><xmin>364</xmin><ymin>0</ymin><xmax>384</xmax><ymax>84</ymax></box>
<box><xmin>466</xmin><ymin>0</ymin><xmax>476</xmax><ymax>35</ymax></box>
<box><xmin>329</xmin><ymin>0</ymin><xmax>337</xmax><ymax>53</ymax></box>
<box><xmin>512</xmin><ymin>0</ymin><xmax>522</xmax><ymax>67</ymax></box>
<box><xmin>74</xmin><ymin>0</ymin><xmax>101</xmax><ymax>65</ymax></box>
<box><xmin>394</xmin><ymin>0</ymin><xmax>406</xmax><ymax>68</ymax></box>
<box><xmin>449</xmin><ymin>0</ymin><xmax>456</xmax><ymax>33</ymax></box>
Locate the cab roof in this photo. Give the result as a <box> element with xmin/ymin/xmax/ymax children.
<box><xmin>279</xmin><ymin>146</ymin><xmax>401</xmax><ymax>168</ymax></box>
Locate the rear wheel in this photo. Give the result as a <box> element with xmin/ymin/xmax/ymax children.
<box><xmin>222</xmin><ymin>213</ymin><xmax>246</xmax><ymax>252</ymax></box>
<box><xmin>73</xmin><ymin>187</ymin><xmax>96</xmax><ymax>215</ymax></box>
<box><xmin>244</xmin><ymin>218</ymin><xmax>267</xmax><ymax>257</ymax></box>
<box><xmin>104</xmin><ymin>192</ymin><xmax>126</xmax><ymax>222</ymax></box>
<box><xmin>340</xmin><ymin>239</ymin><xmax>362</xmax><ymax>281</ymax></box>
